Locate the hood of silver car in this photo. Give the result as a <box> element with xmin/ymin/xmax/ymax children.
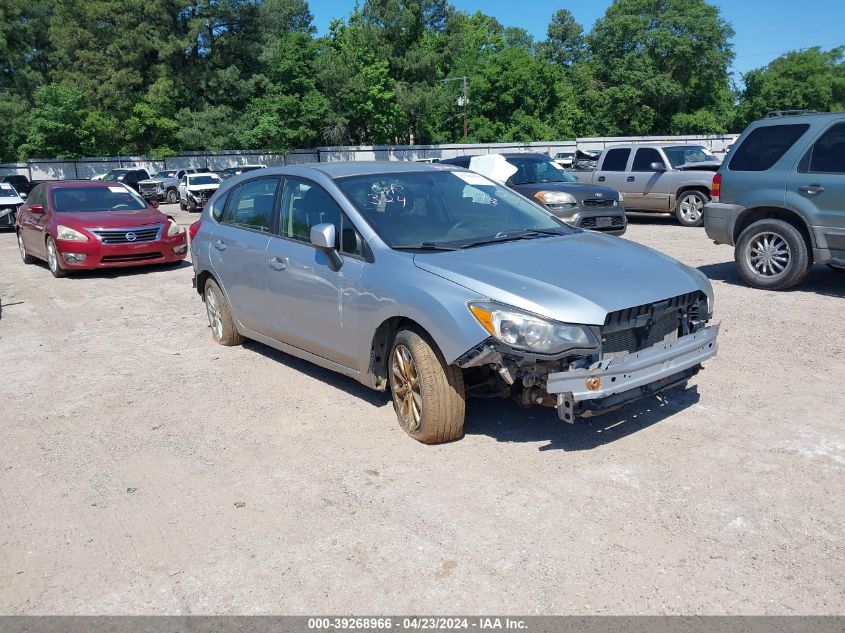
<box><xmin>413</xmin><ymin>232</ymin><xmax>712</xmax><ymax>325</ymax></box>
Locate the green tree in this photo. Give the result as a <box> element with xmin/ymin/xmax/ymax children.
<box><xmin>19</xmin><ymin>84</ymin><xmax>122</xmax><ymax>158</ymax></box>
<box><xmin>538</xmin><ymin>9</ymin><xmax>585</xmax><ymax>67</ymax></box>
<box><xmin>737</xmin><ymin>47</ymin><xmax>845</xmax><ymax>126</ymax></box>
<box><xmin>586</xmin><ymin>0</ymin><xmax>735</xmax><ymax>135</ymax></box>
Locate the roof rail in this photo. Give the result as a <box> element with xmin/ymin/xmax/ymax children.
<box><xmin>765</xmin><ymin>109</ymin><xmax>818</xmax><ymax>118</ymax></box>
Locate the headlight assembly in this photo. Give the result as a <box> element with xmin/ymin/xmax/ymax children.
<box><xmin>534</xmin><ymin>191</ymin><xmax>577</xmax><ymax>208</ymax></box>
<box><xmin>468</xmin><ymin>302</ymin><xmax>598</xmax><ymax>354</ymax></box>
<box><xmin>56</xmin><ymin>225</ymin><xmax>89</xmax><ymax>242</ymax></box>
<box><xmin>166</xmin><ymin>219</ymin><xmax>183</xmax><ymax>237</ymax></box>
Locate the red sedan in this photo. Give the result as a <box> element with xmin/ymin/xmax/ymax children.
<box><xmin>16</xmin><ymin>180</ymin><xmax>187</xmax><ymax>277</ymax></box>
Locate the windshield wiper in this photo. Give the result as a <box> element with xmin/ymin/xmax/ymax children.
<box><xmin>393</xmin><ymin>241</ymin><xmax>462</xmax><ymax>251</ymax></box>
<box><xmin>459</xmin><ymin>228</ymin><xmax>567</xmax><ymax>249</ymax></box>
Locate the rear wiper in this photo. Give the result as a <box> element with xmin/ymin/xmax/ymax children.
<box><xmin>393</xmin><ymin>241</ymin><xmax>462</xmax><ymax>251</ymax></box>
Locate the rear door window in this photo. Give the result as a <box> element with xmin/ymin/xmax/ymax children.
<box><xmin>799</xmin><ymin>122</ymin><xmax>845</xmax><ymax>174</ymax></box>
<box><xmin>601</xmin><ymin>148</ymin><xmax>631</xmax><ymax>171</ymax></box>
<box><xmin>223</xmin><ymin>177</ymin><xmax>279</xmax><ymax>232</ymax></box>
<box><xmin>729</xmin><ymin>124</ymin><xmax>810</xmax><ymax>171</ymax></box>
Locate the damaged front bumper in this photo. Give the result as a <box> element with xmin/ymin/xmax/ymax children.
<box><xmin>547</xmin><ymin>324</ymin><xmax>719</xmax><ymax>422</ymax></box>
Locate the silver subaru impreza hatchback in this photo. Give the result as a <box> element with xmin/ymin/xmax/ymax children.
<box><xmin>191</xmin><ymin>162</ymin><xmax>718</xmax><ymax>444</ymax></box>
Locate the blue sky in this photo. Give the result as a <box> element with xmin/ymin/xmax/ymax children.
<box><xmin>310</xmin><ymin>0</ymin><xmax>844</xmax><ymax>82</ymax></box>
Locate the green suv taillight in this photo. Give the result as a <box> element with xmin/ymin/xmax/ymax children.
<box><xmin>711</xmin><ymin>172</ymin><xmax>722</xmax><ymax>202</ymax></box>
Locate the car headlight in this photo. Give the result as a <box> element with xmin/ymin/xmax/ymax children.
<box><xmin>166</xmin><ymin>219</ymin><xmax>184</xmax><ymax>237</ymax></box>
<box><xmin>468</xmin><ymin>302</ymin><xmax>598</xmax><ymax>354</ymax></box>
<box><xmin>534</xmin><ymin>191</ymin><xmax>577</xmax><ymax>207</ymax></box>
<box><xmin>56</xmin><ymin>225</ymin><xmax>89</xmax><ymax>241</ymax></box>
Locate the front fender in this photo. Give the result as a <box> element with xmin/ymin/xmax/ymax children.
<box><xmin>353</xmin><ymin>255</ymin><xmax>490</xmax><ymax>377</ymax></box>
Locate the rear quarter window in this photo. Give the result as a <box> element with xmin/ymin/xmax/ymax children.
<box><xmin>728</xmin><ymin>124</ymin><xmax>810</xmax><ymax>172</ymax></box>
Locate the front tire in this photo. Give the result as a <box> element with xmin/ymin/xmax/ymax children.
<box><xmin>735</xmin><ymin>219</ymin><xmax>810</xmax><ymax>290</ymax></box>
<box><xmin>45</xmin><ymin>237</ymin><xmax>66</xmax><ymax>278</ymax></box>
<box><xmin>18</xmin><ymin>232</ymin><xmax>36</xmax><ymax>264</ymax></box>
<box><xmin>204</xmin><ymin>279</ymin><xmax>244</xmax><ymax>346</ymax></box>
<box><xmin>179</xmin><ymin>198</ymin><xmax>186</xmax><ymax>211</ymax></box>
<box><xmin>675</xmin><ymin>190</ymin><xmax>708</xmax><ymax>227</ymax></box>
<box><xmin>389</xmin><ymin>328</ymin><xmax>465</xmax><ymax>444</ymax></box>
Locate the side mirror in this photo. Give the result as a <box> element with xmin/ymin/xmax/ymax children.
<box><xmin>149</xmin><ymin>199</ymin><xmax>159</xmax><ymax>208</ymax></box>
<box><xmin>310</xmin><ymin>222</ymin><xmax>337</xmax><ymax>249</ymax></box>
<box><xmin>20</xmin><ymin>192</ymin><xmax>27</xmax><ymax>200</ymax></box>
<box><xmin>29</xmin><ymin>204</ymin><xmax>44</xmax><ymax>214</ymax></box>
<box><xmin>310</xmin><ymin>222</ymin><xmax>343</xmax><ymax>271</ymax></box>
<box><xmin>650</xmin><ymin>162</ymin><xmax>667</xmax><ymax>172</ymax></box>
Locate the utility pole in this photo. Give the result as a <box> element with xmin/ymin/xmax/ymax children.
<box><xmin>440</xmin><ymin>76</ymin><xmax>470</xmax><ymax>142</ymax></box>
<box><xmin>462</xmin><ymin>76</ymin><xmax>468</xmax><ymax>141</ymax></box>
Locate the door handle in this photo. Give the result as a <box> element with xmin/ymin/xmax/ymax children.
<box><xmin>799</xmin><ymin>184</ymin><xmax>825</xmax><ymax>195</ymax></box>
<box><xmin>626</xmin><ymin>176</ymin><xmax>635</xmax><ymax>182</ymax></box>
<box><xmin>597</xmin><ymin>176</ymin><xmax>606</xmax><ymax>182</ymax></box>
<box><xmin>268</xmin><ymin>256</ymin><xmax>288</xmax><ymax>271</ymax></box>
<box><xmin>213</xmin><ymin>240</ymin><xmax>226</xmax><ymax>251</ymax></box>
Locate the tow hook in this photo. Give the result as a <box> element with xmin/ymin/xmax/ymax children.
<box><xmin>557</xmin><ymin>393</ymin><xmax>576</xmax><ymax>424</ymax></box>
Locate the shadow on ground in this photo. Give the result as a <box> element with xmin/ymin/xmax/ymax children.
<box><xmin>624</xmin><ymin>212</ymin><xmax>680</xmax><ymax>226</ymax></box>
<box><xmin>464</xmin><ymin>385</ymin><xmax>700</xmax><ymax>451</ymax></box>
<box><xmin>245</xmin><ymin>339</ymin><xmax>700</xmax><ymax>450</ymax></box>
<box><xmin>46</xmin><ymin>259</ymin><xmax>193</xmax><ymax>280</ymax></box>
<box><xmin>244</xmin><ymin>340</ymin><xmax>391</xmax><ymax>408</ymax></box>
<box><xmin>699</xmin><ymin>261</ymin><xmax>845</xmax><ymax>299</ymax></box>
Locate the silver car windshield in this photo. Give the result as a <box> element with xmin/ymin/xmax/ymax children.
<box><xmin>336</xmin><ymin>170</ymin><xmax>572</xmax><ymax>249</ymax></box>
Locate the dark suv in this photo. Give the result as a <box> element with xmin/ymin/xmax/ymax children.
<box><xmin>440</xmin><ymin>153</ymin><xmax>627</xmax><ymax>235</ymax></box>
<box><xmin>704</xmin><ymin>111</ymin><xmax>845</xmax><ymax>289</ymax></box>
<box><xmin>99</xmin><ymin>168</ymin><xmax>150</xmax><ymax>193</ymax></box>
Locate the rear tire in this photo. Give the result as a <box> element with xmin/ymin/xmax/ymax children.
<box><xmin>389</xmin><ymin>328</ymin><xmax>465</xmax><ymax>444</ymax></box>
<box><xmin>204</xmin><ymin>279</ymin><xmax>243</xmax><ymax>346</ymax></box>
<box><xmin>166</xmin><ymin>189</ymin><xmax>178</xmax><ymax>204</ymax></box>
<box><xmin>675</xmin><ymin>190</ymin><xmax>708</xmax><ymax>227</ymax></box>
<box><xmin>18</xmin><ymin>232</ymin><xmax>36</xmax><ymax>264</ymax></box>
<box><xmin>45</xmin><ymin>236</ymin><xmax>66</xmax><ymax>278</ymax></box>
<box><xmin>735</xmin><ymin>219</ymin><xmax>810</xmax><ymax>290</ymax></box>
<box><xmin>179</xmin><ymin>198</ymin><xmax>186</xmax><ymax>211</ymax></box>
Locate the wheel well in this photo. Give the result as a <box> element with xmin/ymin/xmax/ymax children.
<box><xmin>196</xmin><ymin>269</ymin><xmax>214</xmax><ymax>297</ymax></box>
<box><xmin>733</xmin><ymin>206</ymin><xmax>813</xmax><ymax>251</ymax></box>
<box><xmin>676</xmin><ymin>185</ymin><xmax>710</xmax><ymax>200</ymax></box>
<box><xmin>369</xmin><ymin>316</ymin><xmax>427</xmax><ymax>390</ymax></box>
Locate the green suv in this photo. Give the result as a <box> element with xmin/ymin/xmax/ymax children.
<box><xmin>704</xmin><ymin>111</ymin><xmax>845</xmax><ymax>290</ymax></box>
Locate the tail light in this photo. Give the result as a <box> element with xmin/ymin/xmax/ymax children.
<box><xmin>189</xmin><ymin>220</ymin><xmax>201</xmax><ymax>241</ymax></box>
<box><xmin>711</xmin><ymin>173</ymin><xmax>722</xmax><ymax>203</ymax></box>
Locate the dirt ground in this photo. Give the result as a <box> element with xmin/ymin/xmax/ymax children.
<box><xmin>1</xmin><ymin>206</ymin><xmax>843</xmax><ymax>615</ymax></box>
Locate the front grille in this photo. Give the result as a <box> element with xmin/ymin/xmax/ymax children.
<box><xmin>579</xmin><ymin>215</ymin><xmax>625</xmax><ymax>229</ymax></box>
<box><xmin>90</xmin><ymin>225</ymin><xmax>161</xmax><ymax>244</ymax></box>
<box><xmin>190</xmin><ymin>189</ymin><xmax>216</xmax><ymax>204</ymax></box>
<box><xmin>600</xmin><ymin>291</ymin><xmax>707</xmax><ymax>360</ymax></box>
<box><xmin>101</xmin><ymin>252</ymin><xmax>162</xmax><ymax>263</ymax></box>
<box><xmin>602</xmin><ymin>313</ymin><xmax>679</xmax><ymax>360</ymax></box>
<box><xmin>139</xmin><ymin>183</ymin><xmax>160</xmax><ymax>196</ymax></box>
<box><xmin>582</xmin><ymin>199</ymin><xmax>616</xmax><ymax>208</ymax></box>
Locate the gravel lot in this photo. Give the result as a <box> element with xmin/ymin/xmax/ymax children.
<box><xmin>1</xmin><ymin>206</ymin><xmax>843</xmax><ymax>615</ymax></box>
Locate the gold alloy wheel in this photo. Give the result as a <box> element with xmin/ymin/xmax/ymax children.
<box><xmin>390</xmin><ymin>344</ymin><xmax>422</xmax><ymax>431</ymax></box>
